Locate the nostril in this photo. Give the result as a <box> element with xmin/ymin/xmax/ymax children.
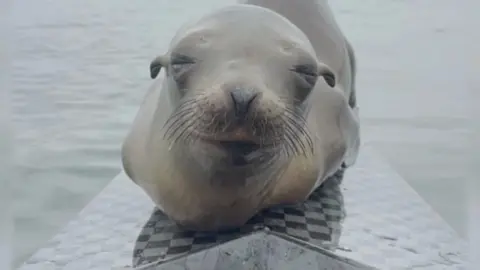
<box><xmin>229</xmin><ymin>88</ymin><xmax>258</xmax><ymax>118</ymax></box>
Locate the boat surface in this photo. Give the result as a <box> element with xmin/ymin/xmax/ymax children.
<box><xmin>18</xmin><ymin>146</ymin><xmax>467</xmax><ymax>269</ymax></box>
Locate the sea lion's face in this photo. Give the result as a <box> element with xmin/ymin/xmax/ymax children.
<box><xmin>150</xmin><ymin>6</ymin><xmax>336</xmax><ymax>169</ymax></box>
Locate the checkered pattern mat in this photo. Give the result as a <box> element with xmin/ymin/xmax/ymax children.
<box><xmin>133</xmin><ymin>169</ymin><xmax>346</xmax><ymax>267</ymax></box>
<box><xmin>136</xmin><ymin>230</ymin><xmax>376</xmax><ymax>270</ymax></box>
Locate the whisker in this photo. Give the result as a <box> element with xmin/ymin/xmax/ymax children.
<box><xmin>164</xmin><ymin>92</ymin><xmax>206</xmax><ymax>115</ymax></box>
<box><xmin>164</xmin><ymin>109</ymin><xmax>195</xmax><ymax>131</ymax></box>
<box><xmin>174</xmin><ymin>115</ymin><xmax>198</xmax><ymax>140</ymax></box>
<box><xmin>164</xmin><ymin>112</ymin><xmax>197</xmax><ymax>141</ymax></box>
<box><xmin>281</xmin><ymin>130</ymin><xmax>294</xmax><ymax>158</ymax></box>
<box><xmin>163</xmin><ymin>108</ymin><xmax>197</xmax><ymax>134</ymax></box>
<box><xmin>283</xmin><ymin>107</ymin><xmax>314</xmax><ymax>154</ymax></box>
<box><xmin>176</xmin><ymin>121</ymin><xmax>200</xmax><ymax>145</ymax></box>
<box><xmin>282</xmin><ymin>119</ymin><xmax>304</xmax><ymax>156</ymax></box>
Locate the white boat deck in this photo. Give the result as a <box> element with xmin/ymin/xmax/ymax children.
<box><xmin>18</xmin><ymin>146</ymin><xmax>467</xmax><ymax>270</ymax></box>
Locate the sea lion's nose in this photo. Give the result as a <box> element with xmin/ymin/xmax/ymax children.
<box><xmin>229</xmin><ymin>87</ymin><xmax>258</xmax><ymax>119</ymax></box>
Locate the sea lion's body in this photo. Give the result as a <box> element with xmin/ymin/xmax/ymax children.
<box><xmin>122</xmin><ymin>0</ymin><xmax>360</xmax><ymax>231</ymax></box>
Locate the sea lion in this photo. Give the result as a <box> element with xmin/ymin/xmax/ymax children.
<box><xmin>121</xmin><ymin>1</ymin><xmax>360</xmax><ymax>231</ymax></box>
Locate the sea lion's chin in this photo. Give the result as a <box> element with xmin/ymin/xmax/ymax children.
<box><xmin>196</xmin><ymin>135</ymin><xmax>265</xmax><ymax>167</ymax></box>
<box><xmin>223</xmin><ymin>141</ymin><xmax>262</xmax><ymax>166</ymax></box>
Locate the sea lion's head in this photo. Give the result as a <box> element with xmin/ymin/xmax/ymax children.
<box><xmin>150</xmin><ymin>5</ymin><xmax>336</xmax><ymax>174</ymax></box>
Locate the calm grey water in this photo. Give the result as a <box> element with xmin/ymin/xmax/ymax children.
<box><xmin>9</xmin><ymin>0</ymin><xmax>476</xmax><ymax>267</ymax></box>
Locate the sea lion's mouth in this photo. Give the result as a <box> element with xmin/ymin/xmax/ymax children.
<box><xmin>218</xmin><ymin>140</ymin><xmax>260</xmax><ymax>155</ymax></box>
<box><xmin>198</xmin><ymin>135</ymin><xmax>262</xmax><ymax>166</ymax></box>
<box><xmin>195</xmin><ymin>127</ymin><xmax>262</xmax><ymax>151</ymax></box>
<box><xmin>188</xmin><ymin>129</ymin><xmax>278</xmax><ymax>166</ymax></box>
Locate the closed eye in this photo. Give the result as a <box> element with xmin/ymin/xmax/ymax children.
<box><xmin>171</xmin><ymin>53</ymin><xmax>196</xmax><ymax>65</ymax></box>
<box><xmin>290</xmin><ymin>64</ymin><xmax>317</xmax><ymax>77</ymax></box>
<box><xmin>170</xmin><ymin>54</ymin><xmax>196</xmax><ymax>74</ymax></box>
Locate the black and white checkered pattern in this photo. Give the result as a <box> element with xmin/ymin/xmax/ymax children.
<box><xmin>132</xmin><ymin>169</ymin><xmax>346</xmax><ymax>268</ymax></box>
<box><xmin>136</xmin><ymin>230</ymin><xmax>377</xmax><ymax>270</ymax></box>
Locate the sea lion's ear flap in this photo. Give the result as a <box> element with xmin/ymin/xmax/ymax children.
<box><xmin>150</xmin><ymin>55</ymin><xmax>169</xmax><ymax>79</ymax></box>
<box><xmin>317</xmin><ymin>63</ymin><xmax>336</xmax><ymax>88</ymax></box>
